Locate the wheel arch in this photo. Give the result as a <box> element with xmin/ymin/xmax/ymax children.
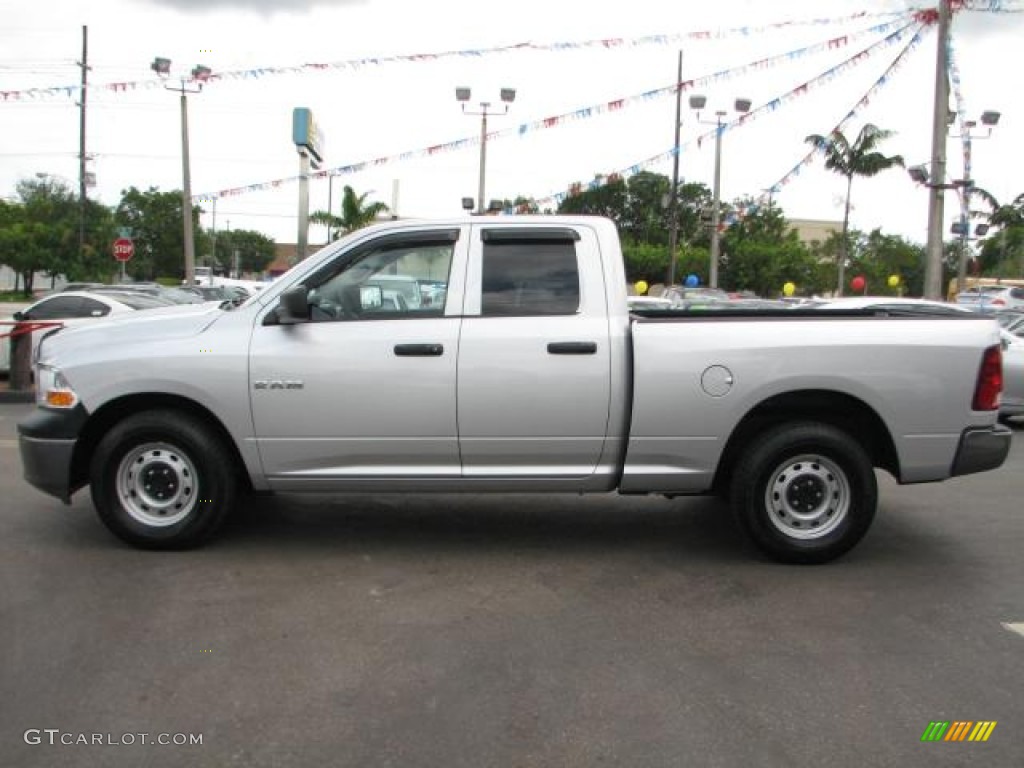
<box><xmin>713</xmin><ymin>389</ymin><xmax>899</xmax><ymax>495</ymax></box>
<box><xmin>71</xmin><ymin>394</ymin><xmax>251</xmax><ymax>494</ymax></box>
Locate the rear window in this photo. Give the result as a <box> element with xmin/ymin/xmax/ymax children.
<box><xmin>481</xmin><ymin>240</ymin><xmax>580</xmax><ymax>317</ymax></box>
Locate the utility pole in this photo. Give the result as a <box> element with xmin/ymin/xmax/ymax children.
<box><xmin>924</xmin><ymin>0</ymin><xmax>951</xmax><ymax>300</ymax></box>
<box><xmin>666</xmin><ymin>50</ymin><xmax>683</xmax><ymax>287</ymax></box>
<box><xmin>179</xmin><ymin>89</ymin><xmax>196</xmax><ymax>285</ymax></box>
<box><xmin>209</xmin><ymin>196</ymin><xmax>217</xmax><ymax>284</ymax></box>
<box><xmin>78</xmin><ymin>25</ymin><xmax>88</xmax><ymax>258</ymax></box>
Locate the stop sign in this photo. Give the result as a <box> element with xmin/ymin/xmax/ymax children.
<box><xmin>113</xmin><ymin>237</ymin><xmax>134</xmax><ymax>262</ymax></box>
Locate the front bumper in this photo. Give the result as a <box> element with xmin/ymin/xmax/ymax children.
<box><xmin>17</xmin><ymin>405</ymin><xmax>89</xmax><ymax>504</ymax></box>
<box><xmin>951</xmin><ymin>424</ymin><xmax>1013</xmax><ymax>477</ymax></box>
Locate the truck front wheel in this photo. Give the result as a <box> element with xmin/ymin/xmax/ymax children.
<box><xmin>730</xmin><ymin>422</ymin><xmax>876</xmax><ymax>564</ymax></box>
<box><xmin>89</xmin><ymin>410</ymin><xmax>237</xmax><ymax>549</ymax></box>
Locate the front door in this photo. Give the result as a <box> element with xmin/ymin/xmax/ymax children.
<box><xmin>249</xmin><ymin>228</ymin><xmax>467</xmax><ymax>488</ymax></box>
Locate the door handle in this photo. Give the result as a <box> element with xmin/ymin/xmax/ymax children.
<box><xmin>394</xmin><ymin>343</ymin><xmax>444</xmax><ymax>357</ymax></box>
<box><xmin>547</xmin><ymin>341</ymin><xmax>597</xmax><ymax>355</ymax></box>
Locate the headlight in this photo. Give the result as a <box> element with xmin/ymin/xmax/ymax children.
<box><xmin>36</xmin><ymin>365</ymin><xmax>78</xmax><ymax>409</ymax></box>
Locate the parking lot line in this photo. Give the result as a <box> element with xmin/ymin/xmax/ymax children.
<box><xmin>1002</xmin><ymin>623</ymin><xmax>1024</xmax><ymax>639</ymax></box>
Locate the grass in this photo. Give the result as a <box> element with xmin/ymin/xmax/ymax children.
<box><xmin>0</xmin><ymin>291</ymin><xmax>35</xmax><ymax>303</ymax></box>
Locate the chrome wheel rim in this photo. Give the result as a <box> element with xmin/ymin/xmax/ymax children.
<box><xmin>764</xmin><ymin>453</ymin><xmax>849</xmax><ymax>540</ymax></box>
<box><xmin>116</xmin><ymin>442</ymin><xmax>198</xmax><ymax>527</ymax></box>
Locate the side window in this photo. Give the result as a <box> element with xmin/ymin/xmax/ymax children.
<box><xmin>79</xmin><ymin>298</ymin><xmax>112</xmax><ymax>317</ymax></box>
<box><xmin>481</xmin><ymin>239</ymin><xmax>580</xmax><ymax>317</ymax></box>
<box><xmin>306</xmin><ymin>236</ymin><xmax>455</xmax><ymax>322</ymax></box>
<box><xmin>26</xmin><ymin>296</ymin><xmax>84</xmax><ymax>319</ymax></box>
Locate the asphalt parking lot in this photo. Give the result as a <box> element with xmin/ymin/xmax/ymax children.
<box><xmin>1</xmin><ymin>401</ymin><xmax>1022</xmax><ymax>767</ymax></box>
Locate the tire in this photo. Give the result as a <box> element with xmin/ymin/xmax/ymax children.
<box><xmin>729</xmin><ymin>422</ymin><xmax>877</xmax><ymax>564</ymax></box>
<box><xmin>89</xmin><ymin>410</ymin><xmax>238</xmax><ymax>549</ymax></box>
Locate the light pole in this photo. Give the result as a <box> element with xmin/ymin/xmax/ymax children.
<box><xmin>690</xmin><ymin>95</ymin><xmax>751</xmax><ymax>288</ymax></box>
<box><xmin>951</xmin><ymin>111</ymin><xmax>1000</xmax><ymax>294</ymax></box>
<box><xmin>456</xmin><ymin>86</ymin><xmax>515</xmax><ymax>214</ymax></box>
<box><xmin>326</xmin><ymin>172</ymin><xmax>335</xmax><ymax>243</ymax></box>
<box><xmin>909</xmin><ymin>109</ymin><xmax>999</xmax><ymax>297</ymax></box>
<box><xmin>951</xmin><ymin>218</ymin><xmax>990</xmax><ymax>293</ymax></box>
<box><xmin>152</xmin><ymin>57</ymin><xmax>211</xmax><ymax>285</ymax></box>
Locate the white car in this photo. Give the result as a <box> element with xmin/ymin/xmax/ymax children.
<box><xmin>7</xmin><ymin>291</ymin><xmax>167</xmax><ymax>367</ymax></box>
<box><xmin>813</xmin><ymin>297</ymin><xmax>974</xmax><ymax>314</ymax></box>
<box><xmin>956</xmin><ymin>285</ymin><xmax>1024</xmax><ymax>313</ymax></box>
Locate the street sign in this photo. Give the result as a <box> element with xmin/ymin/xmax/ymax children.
<box><xmin>113</xmin><ymin>237</ymin><xmax>134</xmax><ymax>262</ymax></box>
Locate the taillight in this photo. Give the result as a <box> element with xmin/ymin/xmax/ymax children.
<box><xmin>972</xmin><ymin>345</ymin><xmax>1003</xmax><ymax>411</ymax></box>
<box><xmin>991</xmin><ymin>298</ymin><xmax>1006</xmax><ymax>306</ymax></box>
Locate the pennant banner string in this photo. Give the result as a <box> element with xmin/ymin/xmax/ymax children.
<box><xmin>753</xmin><ymin>22</ymin><xmax>928</xmax><ymax>222</ymax></box>
<box><xmin>0</xmin><ymin>10</ymin><xmax>911</xmax><ymax>103</ymax></box>
<box><xmin>196</xmin><ymin>18</ymin><xmax>911</xmax><ymax>201</ymax></box>
<box><xmin>946</xmin><ymin>31</ymin><xmax>973</xmax><ymax>222</ymax></box>
<box><xmin>522</xmin><ymin>20</ymin><xmax>919</xmax><ymax>214</ymax></box>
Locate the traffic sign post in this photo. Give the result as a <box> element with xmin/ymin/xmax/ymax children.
<box><xmin>113</xmin><ymin>237</ymin><xmax>134</xmax><ymax>282</ymax></box>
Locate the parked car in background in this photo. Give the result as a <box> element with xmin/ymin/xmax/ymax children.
<box><xmin>995</xmin><ymin>310</ymin><xmax>1024</xmax><ymax>335</ymax></box>
<box><xmin>181</xmin><ymin>284</ymin><xmax>252</xmax><ymax>304</ymax></box>
<box><xmin>999</xmin><ymin>328</ymin><xmax>1024</xmax><ymax>422</ymax></box>
<box><xmin>9</xmin><ymin>291</ymin><xmax>167</xmax><ymax>364</ymax></box>
<box><xmin>104</xmin><ymin>284</ymin><xmax>206</xmax><ymax>305</ymax></box>
<box><xmin>812</xmin><ymin>297</ymin><xmax>974</xmax><ymax>315</ymax></box>
<box><xmin>627</xmin><ymin>295</ymin><xmax>676</xmax><ymax>311</ymax></box>
<box><xmin>955</xmin><ymin>285</ymin><xmax>1024</xmax><ymax>313</ymax></box>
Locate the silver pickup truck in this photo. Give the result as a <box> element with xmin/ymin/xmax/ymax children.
<box><xmin>18</xmin><ymin>216</ymin><xmax>1011</xmax><ymax>562</ymax></box>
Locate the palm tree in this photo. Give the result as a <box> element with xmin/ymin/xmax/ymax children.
<box><xmin>968</xmin><ymin>187</ymin><xmax>1024</xmax><ymax>275</ymax></box>
<box><xmin>805</xmin><ymin>124</ymin><xmax>904</xmax><ymax>295</ymax></box>
<box><xmin>310</xmin><ymin>185</ymin><xmax>390</xmax><ymax>241</ymax></box>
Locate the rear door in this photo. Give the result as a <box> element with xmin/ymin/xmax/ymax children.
<box><xmin>456</xmin><ymin>225</ymin><xmax>612</xmax><ymax>477</ymax></box>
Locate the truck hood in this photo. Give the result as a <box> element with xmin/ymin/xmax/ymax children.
<box><xmin>38</xmin><ymin>303</ymin><xmax>224</xmax><ymax>365</ymax></box>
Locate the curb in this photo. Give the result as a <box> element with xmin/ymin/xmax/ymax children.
<box><xmin>0</xmin><ymin>388</ymin><xmax>34</xmax><ymax>404</ymax></box>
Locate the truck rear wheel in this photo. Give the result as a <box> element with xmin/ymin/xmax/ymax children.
<box><xmin>729</xmin><ymin>422</ymin><xmax>876</xmax><ymax>564</ymax></box>
<box><xmin>89</xmin><ymin>410</ymin><xmax>237</xmax><ymax>549</ymax></box>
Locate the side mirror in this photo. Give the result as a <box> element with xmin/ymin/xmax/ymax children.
<box><xmin>276</xmin><ymin>285</ymin><xmax>310</xmax><ymax>325</ymax></box>
<box><xmin>12</xmin><ymin>311</ymin><xmax>25</xmax><ymax>322</ymax></box>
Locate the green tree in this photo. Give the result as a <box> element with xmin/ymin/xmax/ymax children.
<box><xmin>115</xmin><ymin>186</ymin><xmax>207</xmax><ymax>281</ymax></box>
<box><xmin>0</xmin><ymin>178</ymin><xmax>116</xmax><ymax>293</ymax></box>
<box><xmin>720</xmin><ymin>200</ymin><xmax>821</xmax><ymax>296</ymax></box>
<box><xmin>846</xmin><ymin>230</ymin><xmax>926</xmax><ymax>296</ymax></box>
<box><xmin>969</xmin><ymin>189</ymin><xmax>1024</xmax><ymax>277</ymax></box>
<box><xmin>212</xmin><ymin>228</ymin><xmax>276</xmax><ymax>275</ymax></box>
<box><xmin>805</xmin><ymin>124</ymin><xmax>905</xmax><ymax>295</ymax></box>
<box><xmin>310</xmin><ymin>185</ymin><xmax>389</xmax><ymax>241</ymax></box>
<box><xmin>556</xmin><ymin>174</ymin><xmax>629</xmax><ymax>225</ymax></box>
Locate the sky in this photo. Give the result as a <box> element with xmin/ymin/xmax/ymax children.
<box><xmin>1</xmin><ymin>0</ymin><xmax>1022</xmax><ymax>253</ymax></box>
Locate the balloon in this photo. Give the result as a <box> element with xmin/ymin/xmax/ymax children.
<box><xmin>887</xmin><ymin>274</ymin><xmax>900</xmax><ymax>288</ymax></box>
<box><xmin>684</xmin><ymin>274</ymin><xmax>699</xmax><ymax>288</ymax></box>
<box><xmin>783</xmin><ymin>282</ymin><xmax>796</xmax><ymax>297</ymax></box>
<box><xmin>851</xmin><ymin>276</ymin><xmax>866</xmax><ymax>293</ymax></box>
<box><xmin>634</xmin><ymin>280</ymin><xmax>649</xmax><ymax>296</ymax></box>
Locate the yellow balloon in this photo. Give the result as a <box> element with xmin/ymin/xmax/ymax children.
<box><xmin>783</xmin><ymin>282</ymin><xmax>796</xmax><ymax>297</ymax></box>
<box><xmin>887</xmin><ymin>274</ymin><xmax>900</xmax><ymax>288</ymax></box>
<box><xmin>634</xmin><ymin>280</ymin><xmax>649</xmax><ymax>296</ymax></box>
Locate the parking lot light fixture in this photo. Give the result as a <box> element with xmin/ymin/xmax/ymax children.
<box><xmin>457</xmin><ymin>87</ymin><xmax>516</xmax><ymax>214</ymax></box>
<box><xmin>690</xmin><ymin>95</ymin><xmax>752</xmax><ymax>288</ymax></box>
